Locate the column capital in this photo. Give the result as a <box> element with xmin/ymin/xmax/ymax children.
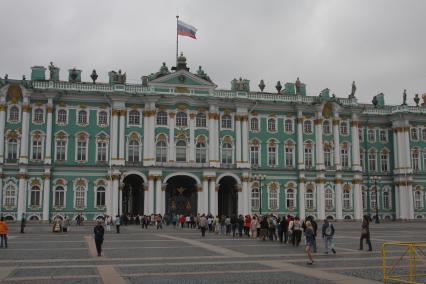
<box><xmin>332</xmin><ymin>118</ymin><xmax>341</xmax><ymax>126</ymax></box>
<box><xmin>314</xmin><ymin>118</ymin><xmax>323</xmax><ymax>125</ymax></box>
<box><xmin>168</xmin><ymin>112</ymin><xmax>176</xmax><ymax>118</ymax></box>
<box><xmin>22</xmin><ymin>104</ymin><xmax>31</xmax><ymax>112</ymax></box>
<box><xmin>112</xmin><ymin>109</ymin><xmax>121</xmax><ymax>116</ymax></box>
<box><xmin>17</xmin><ymin>173</ymin><xmax>29</xmax><ymax>180</ymax></box>
<box><xmin>144</xmin><ymin>110</ymin><xmax>156</xmax><ymax>117</ymax></box>
<box><xmin>47</xmin><ymin>106</ymin><xmax>54</xmax><ymax>113</ymax></box>
<box><xmin>42</xmin><ymin>173</ymin><xmax>51</xmax><ymax>180</ymax></box>
<box><xmin>296</xmin><ymin>117</ymin><xmax>304</xmax><ymax>124</ymax></box>
<box><xmin>0</xmin><ymin>104</ymin><xmax>6</xmax><ymax>111</ymax></box>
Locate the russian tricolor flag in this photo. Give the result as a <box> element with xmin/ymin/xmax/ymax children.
<box><xmin>177</xmin><ymin>20</ymin><xmax>197</xmax><ymax>39</ymax></box>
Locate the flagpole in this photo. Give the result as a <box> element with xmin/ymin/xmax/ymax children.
<box><xmin>176</xmin><ymin>15</ymin><xmax>179</xmax><ymax>66</ymax></box>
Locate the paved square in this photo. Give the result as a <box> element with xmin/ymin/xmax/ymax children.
<box><xmin>0</xmin><ymin>221</ymin><xmax>425</xmax><ymax>283</ymax></box>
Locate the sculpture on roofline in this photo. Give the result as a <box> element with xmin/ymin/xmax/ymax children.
<box><xmin>258</xmin><ymin>80</ymin><xmax>265</xmax><ymax>92</ymax></box>
<box><xmin>197</xmin><ymin>66</ymin><xmax>212</xmax><ymax>82</ymax></box>
<box><xmin>349</xmin><ymin>81</ymin><xmax>356</xmax><ymax>98</ymax></box>
<box><xmin>414</xmin><ymin>94</ymin><xmax>420</xmax><ymax>107</ymax></box>
<box><xmin>231</xmin><ymin>77</ymin><xmax>250</xmax><ymax>92</ymax></box>
<box><xmin>91</xmin><ymin>70</ymin><xmax>98</xmax><ymax>83</ymax></box>
<box><xmin>295</xmin><ymin>77</ymin><xmax>301</xmax><ymax>94</ymax></box>
<box><xmin>402</xmin><ymin>89</ymin><xmax>407</xmax><ymax>106</ymax></box>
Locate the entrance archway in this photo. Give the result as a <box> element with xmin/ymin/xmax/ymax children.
<box><xmin>165</xmin><ymin>175</ymin><xmax>197</xmax><ymax>216</ymax></box>
<box><xmin>122</xmin><ymin>174</ymin><xmax>144</xmax><ymax>215</ymax></box>
<box><xmin>218</xmin><ymin>176</ymin><xmax>238</xmax><ymax>217</ymax></box>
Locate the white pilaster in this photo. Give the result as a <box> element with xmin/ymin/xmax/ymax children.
<box><xmin>353</xmin><ymin>178</ymin><xmax>363</xmax><ymax>220</ymax></box>
<box><xmin>19</xmin><ymin>99</ymin><xmax>30</xmax><ymax>164</ymax></box>
<box><xmin>17</xmin><ymin>171</ymin><xmax>27</xmax><ymax>220</ymax></box>
<box><xmin>112</xmin><ymin>175</ymin><xmax>119</xmax><ymax>217</ymax></box>
<box><xmin>168</xmin><ymin>112</ymin><xmax>175</xmax><ymax>162</ymax></box>
<box><xmin>209</xmin><ymin>178</ymin><xmax>217</xmax><ymax>216</ymax></box>
<box><xmin>241</xmin><ymin>115</ymin><xmax>249</xmax><ymax>166</ymax></box>
<box><xmin>42</xmin><ymin>173</ymin><xmax>50</xmax><ymax>221</ymax></box>
<box><xmin>155</xmin><ymin>177</ymin><xmax>163</xmax><ymax>214</ymax></box>
<box><xmin>395</xmin><ymin>185</ymin><xmax>400</xmax><ymax>219</ymax></box>
<box><xmin>407</xmin><ymin>184</ymin><xmax>414</xmax><ymax>219</ymax></box>
<box><xmin>0</xmin><ymin>171</ymin><xmax>3</xmax><ymax>215</ymax></box>
<box><xmin>202</xmin><ymin>177</ymin><xmax>209</xmax><ymax>214</ymax></box>
<box><xmin>298</xmin><ymin>177</ymin><xmax>305</xmax><ymax>219</ymax></box>
<box><xmin>351</xmin><ymin>114</ymin><xmax>361</xmax><ymax>171</ymax></box>
<box><xmin>316</xmin><ymin>179</ymin><xmax>325</xmax><ymax>220</ymax></box>
<box><xmin>118</xmin><ymin>110</ymin><xmax>126</xmax><ymax>165</ymax></box>
<box><xmin>148</xmin><ymin>176</ymin><xmax>155</xmax><ymax>214</ymax></box>
<box><xmin>189</xmin><ymin>113</ymin><xmax>195</xmax><ymax>163</ymax></box>
<box><xmin>237</xmin><ymin>185</ymin><xmax>244</xmax><ymax>216</ymax></box>
<box><xmin>111</xmin><ymin>110</ymin><xmax>119</xmax><ymax>165</ymax></box>
<box><xmin>235</xmin><ymin>115</ymin><xmax>242</xmax><ymax>165</ymax></box>
<box><xmin>315</xmin><ymin>112</ymin><xmax>324</xmax><ymax>170</ymax></box>
<box><xmin>335</xmin><ymin>178</ymin><xmax>343</xmax><ymax>220</ymax></box>
<box><xmin>333</xmin><ymin>115</ymin><xmax>341</xmax><ymax>170</ymax></box>
<box><xmin>208</xmin><ymin>106</ymin><xmax>220</xmax><ymax>167</ymax></box>
<box><xmin>197</xmin><ymin>182</ymin><xmax>204</xmax><ymax>214</ymax></box>
<box><xmin>297</xmin><ymin>111</ymin><xmax>304</xmax><ymax>170</ymax></box>
<box><xmin>0</xmin><ymin>100</ymin><xmax>6</xmax><ymax>164</ymax></box>
<box><xmin>44</xmin><ymin>99</ymin><xmax>53</xmax><ymax>164</ymax></box>
<box><xmin>242</xmin><ymin>177</ymin><xmax>249</xmax><ymax>215</ymax></box>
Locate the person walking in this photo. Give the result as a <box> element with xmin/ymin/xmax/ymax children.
<box><xmin>322</xmin><ymin>217</ymin><xmax>336</xmax><ymax>254</ymax></box>
<box><xmin>0</xmin><ymin>217</ymin><xmax>8</xmax><ymax>248</ymax></box>
<box><xmin>200</xmin><ymin>214</ymin><xmax>208</xmax><ymax>237</ymax></box>
<box><xmin>290</xmin><ymin>216</ymin><xmax>302</xmax><ymax>246</ymax></box>
<box><xmin>104</xmin><ymin>215</ymin><xmax>111</xmax><ymax>232</ymax></box>
<box><xmin>304</xmin><ymin>221</ymin><xmax>315</xmax><ymax>265</ymax></box>
<box><xmin>115</xmin><ymin>215</ymin><xmax>121</xmax><ymax>234</ymax></box>
<box><xmin>20</xmin><ymin>213</ymin><xmax>26</xmax><ymax>233</ymax></box>
<box><xmin>250</xmin><ymin>216</ymin><xmax>258</xmax><ymax>238</ymax></box>
<box><xmin>63</xmin><ymin>216</ymin><xmax>70</xmax><ymax>233</ymax></box>
<box><xmin>359</xmin><ymin>215</ymin><xmax>372</xmax><ymax>251</ymax></box>
<box><xmin>93</xmin><ymin>220</ymin><xmax>105</xmax><ymax>257</ymax></box>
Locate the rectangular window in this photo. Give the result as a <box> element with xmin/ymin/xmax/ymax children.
<box><xmin>77</xmin><ymin>141</ymin><xmax>87</xmax><ymax>161</ymax></box>
<box><xmin>195</xmin><ymin>147</ymin><xmax>206</xmax><ymax>163</ymax></box>
<box><xmin>250</xmin><ymin>145</ymin><xmax>259</xmax><ymax>166</ymax></box>
<box><xmin>268</xmin><ymin>146</ymin><xmax>276</xmax><ymax>166</ymax></box>
<box><xmin>341</xmin><ymin>149</ymin><xmax>349</xmax><ymax>168</ymax></box>
<box><xmin>32</xmin><ymin>140</ymin><xmax>43</xmax><ymax>160</ymax></box>
<box><xmin>75</xmin><ymin>190</ymin><xmax>85</xmax><ymax>208</ymax></box>
<box><xmin>368</xmin><ymin>152</ymin><xmax>376</xmax><ymax>171</ymax></box>
<box><xmin>368</xmin><ymin>129</ymin><xmax>375</xmax><ymax>143</ymax></box>
<box><xmin>379</xmin><ymin>130</ymin><xmax>388</xmax><ymax>143</ymax></box>
<box><xmin>324</xmin><ymin>149</ymin><xmax>332</xmax><ymax>168</ymax></box>
<box><xmin>54</xmin><ymin>190</ymin><xmax>64</xmax><ymax>207</ymax></box>
<box><xmin>285</xmin><ymin>146</ymin><xmax>294</xmax><ymax>168</ymax></box>
<box><xmin>304</xmin><ymin>147</ymin><xmax>313</xmax><ymax>168</ymax></box>
<box><xmin>96</xmin><ymin>190</ymin><xmax>105</xmax><ymax>207</ymax></box>
<box><xmin>97</xmin><ymin>141</ymin><xmax>107</xmax><ymax>162</ymax></box>
<box><xmin>381</xmin><ymin>153</ymin><xmax>389</xmax><ymax>172</ymax></box>
<box><xmin>359</xmin><ymin>128</ymin><xmax>364</xmax><ymax>142</ymax></box>
<box><xmin>412</xmin><ymin>151</ymin><xmax>420</xmax><ymax>171</ymax></box>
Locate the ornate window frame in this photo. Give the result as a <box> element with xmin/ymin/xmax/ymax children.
<box><xmin>3</xmin><ymin>179</ymin><xmax>18</xmax><ymax>210</ymax></box>
<box><xmin>128</xmin><ymin>109</ymin><xmax>142</xmax><ymax>127</ymax></box>
<box><xmin>30</xmin><ymin>130</ymin><xmax>45</xmax><ymax>162</ymax></box>
<box><xmin>7</xmin><ymin>104</ymin><xmax>21</xmax><ymax>124</ymax></box>
<box><xmin>32</xmin><ymin>106</ymin><xmax>45</xmax><ymax>125</ymax></box>
<box><xmin>97</xmin><ymin>109</ymin><xmax>109</xmax><ymax>127</ymax></box>
<box><xmin>52</xmin><ymin>179</ymin><xmax>68</xmax><ymax>210</ymax></box>
<box><xmin>27</xmin><ymin>178</ymin><xmax>43</xmax><ymax>209</ymax></box>
<box><xmin>75</xmin><ymin>132</ymin><xmax>89</xmax><ymax>163</ymax></box>
<box><xmin>73</xmin><ymin>178</ymin><xmax>88</xmax><ymax>210</ymax></box>
<box><xmin>76</xmin><ymin>108</ymin><xmax>89</xmax><ymax>127</ymax></box>
<box><xmin>56</xmin><ymin>107</ymin><xmax>68</xmax><ymax>125</ymax></box>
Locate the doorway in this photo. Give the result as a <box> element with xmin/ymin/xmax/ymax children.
<box><xmin>122</xmin><ymin>174</ymin><xmax>144</xmax><ymax>215</ymax></box>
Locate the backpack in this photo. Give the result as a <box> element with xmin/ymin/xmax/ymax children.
<box><xmin>325</xmin><ymin>223</ymin><xmax>333</xmax><ymax>236</ymax></box>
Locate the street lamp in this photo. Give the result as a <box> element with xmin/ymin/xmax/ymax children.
<box><xmin>371</xmin><ymin>176</ymin><xmax>381</xmax><ymax>224</ymax></box>
<box><xmin>253</xmin><ymin>174</ymin><xmax>266</xmax><ymax>215</ymax></box>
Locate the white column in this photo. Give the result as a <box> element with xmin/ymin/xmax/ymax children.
<box><xmin>315</xmin><ymin>113</ymin><xmax>324</xmax><ymax>170</ymax></box>
<box><xmin>407</xmin><ymin>184</ymin><xmax>414</xmax><ymax>219</ymax></box>
<box><xmin>148</xmin><ymin>176</ymin><xmax>155</xmax><ymax>214</ymax></box>
<box><xmin>238</xmin><ymin>185</ymin><xmax>244</xmax><ymax>216</ymax></box>
<box><xmin>147</xmin><ymin>106</ymin><xmax>156</xmax><ymax>165</ymax></box>
<box><xmin>335</xmin><ymin>178</ymin><xmax>343</xmax><ymax>220</ymax></box>
<box><xmin>197</xmin><ymin>183</ymin><xmax>204</xmax><ymax>214</ymax></box>
<box><xmin>296</xmin><ymin>112</ymin><xmax>304</xmax><ymax>170</ymax></box>
<box><xmin>393</xmin><ymin>131</ymin><xmax>399</xmax><ymax>170</ymax></box>
<box><xmin>208</xmin><ymin>108</ymin><xmax>220</xmax><ymax>167</ymax></box>
<box><xmin>106</xmin><ymin>178</ymin><xmax>112</xmax><ymax>217</ymax></box>
<box><xmin>242</xmin><ymin>178</ymin><xmax>249</xmax><ymax>215</ymax></box>
<box><xmin>298</xmin><ymin>178</ymin><xmax>305</xmax><ymax>219</ymax></box>
<box><xmin>44</xmin><ymin>99</ymin><xmax>53</xmax><ymax>164</ymax></box>
<box><xmin>208</xmin><ymin>112</ymin><xmax>215</xmax><ymax>163</ymax></box>
<box><xmin>333</xmin><ymin>116</ymin><xmax>341</xmax><ymax>170</ymax></box>
<box><xmin>168</xmin><ymin>113</ymin><xmax>175</xmax><ymax>162</ymax></box>
<box><xmin>0</xmin><ymin>102</ymin><xmax>6</xmax><ymax>163</ymax></box>
<box><xmin>242</xmin><ymin>115</ymin><xmax>249</xmax><ymax>165</ymax></box>
<box><xmin>42</xmin><ymin>174</ymin><xmax>50</xmax><ymax>221</ymax></box>
<box><xmin>143</xmin><ymin>185</ymin><xmax>149</xmax><ymax>215</ymax></box>
<box><xmin>19</xmin><ymin>101</ymin><xmax>30</xmax><ymax>164</ymax></box>
<box><xmin>111</xmin><ymin>110</ymin><xmax>119</xmax><ymax>164</ymax></box>
<box><xmin>17</xmin><ymin>173</ymin><xmax>27</xmax><ymax>220</ymax></box>
<box><xmin>404</xmin><ymin>128</ymin><xmax>411</xmax><ymax>170</ymax></box>
<box><xmin>353</xmin><ymin>179</ymin><xmax>363</xmax><ymax>220</ymax></box>
<box><xmin>235</xmin><ymin>115</ymin><xmax>242</xmax><ymax>165</ymax></box>
<box><xmin>118</xmin><ymin>110</ymin><xmax>126</xmax><ymax>163</ymax></box>
<box><xmin>209</xmin><ymin>178</ymin><xmax>217</xmax><ymax>216</ymax></box>
<box><xmin>202</xmin><ymin>177</ymin><xmax>209</xmax><ymax>214</ymax></box>
<box><xmin>395</xmin><ymin>185</ymin><xmax>401</xmax><ymax>219</ymax></box>
<box><xmin>351</xmin><ymin>115</ymin><xmax>361</xmax><ymax>171</ymax></box>
<box><xmin>316</xmin><ymin>180</ymin><xmax>325</xmax><ymax>220</ymax></box>
<box><xmin>0</xmin><ymin>175</ymin><xmax>2</xmax><ymax>215</ymax></box>
<box><xmin>112</xmin><ymin>176</ymin><xmax>119</xmax><ymax>217</ymax></box>
<box><xmin>155</xmin><ymin>177</ymin><xmax>163</xmax><ymax>214</ymax></box>
<box><xmin>189</xmin><ymin>113</ymin><xmax>195</xmax><ymax>163</ymax></box>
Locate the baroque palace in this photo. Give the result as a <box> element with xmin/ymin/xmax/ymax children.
<box><xmin>0</xmin><ymin>54</ymin><xmax>425</xmax><ymax>222</ymax></box>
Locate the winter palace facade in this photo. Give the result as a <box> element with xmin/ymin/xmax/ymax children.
<box><xmin>0</xmin><ymin>55</ymin><xmax>425</xmax><ymax>222</ymax></box>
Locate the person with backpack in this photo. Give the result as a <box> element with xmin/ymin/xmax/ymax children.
<box><xmin>115</xmin><ymin>215</ymin><xmax>121</xmax><ymax>234</ymax></box>
<box><xmin>322</xmin><ymin>217</ymin><xmax>336</xmax><ymax>254</ymax></box>
<box><xmin>304</xmin><ymin>221</ymin><xmax>315</xmax><ymax>265</ymax></box>
<box><xmin>359</xmin><ymin>215</ymin><xmax>372</xmax><ymax>251</ymax></box>
<box><xmin>199</xmin><ymin>214</ymin><xmax>208</xmax><ymax>237</ymax></box>
<box><xmin>93</xmin><ymin>220</ymin><xmax>105</xmax><ymax>257</ymax></box>
<box><xmin>289</xmin><ymin>216</ymin><xmax>302</xmax><ymax>246</ymax></box>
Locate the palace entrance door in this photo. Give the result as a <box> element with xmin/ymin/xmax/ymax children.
<box><xmin>218</xmin><ymin>176</ymin><xmax>238</xmax><ymax>217</ymax></box>
<box><xmin>122</xmin><ymin>174</ymin><xmax>144</xmax><ymax>215</ymax></box>
<box><xmin>165</xmin><ymin>176</ymin><xmax>197</xmax><ymax>216</ymax></box>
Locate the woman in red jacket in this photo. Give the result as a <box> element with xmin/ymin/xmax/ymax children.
<box><xmin>244</xmin><ymin>215</ymin><xmax>251</xmax><ymax>237</ymax></box>
<box><xmin>0</xmin><ymin>216</ymin><xmax>8</xmax><ymax>248</ymax></box>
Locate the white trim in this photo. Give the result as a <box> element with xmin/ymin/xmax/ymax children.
<box><xmin>55</xmin><ymin>107</ymin><xmax>69</xmax><ymax>125</ymax></box>
<box><xmin>127</xmin><ymin>109</ymin><xmax>142</xmax><ymax>127</ymax></box>
<box><xmin>27</xmin><ymin>178</ymin><xmax>43</xmax><ymax>209</ymax></box>
<box><xmin>76</xmin><ymin>108</ymin><xmax>90</xmax><ymax>127</ymax></box>
<box><xmin>30</xmin><ymin>130</ymin><xmax>45</xmax><ymax>162</ymax></box>
<box><xmin>73</xmin><ymin>178</ymin><xmax>88</xmax><ymax>209</ymax></box>
<box><xmin>31</xmin><ymin>105</ymin><xmax>46</xmax><ymax>125</ymax></box>
<box><xmin>217</xmin><ymin>173</ymin><xmax>241</xmax><ymax>185</ymax></box>
<box><xmin>97</xmin><ymin>109</ymin><xmax>110</xmax><ymax>127</ymax></box>
<box><xmin>2</xmin><ymin>181</ymin><xmax>18</xmax><ymax>209</ymax></box>
<box><xmin>52</xmin><ymin>183</ymin><xmax>67</xmax><ymax>209</ymax></box>
<box><xmin>7</xmin><ymin>104</ymin><xmax>21</xmax><ymax>124</ymax></box>
<box><xmin>94</xmin><ymin>183</ymin><xmax>107</xmax><ymax>208</ymax></box>
<box><xmin>163</xmin><ymin>172</ymin><xmax>201</xmax><ymax>185</ymax></box>
<box><xmin>220</xmin><ymin>113</ymin><xmax>234</xmax><ymax>131</ymax></box>
<box><xmin>54</xmin><ymin>131</ymin><xmax>68</xmax><ymax>162</ymax></box>
<box><xmin>267</xmin><ymin>117</ymin><xmax>277</xmax><ymax>133</ymax></box>
<box><xmin>75</xmin><ymin>132</ymin><xmax>89</xmax><ymax>163</ymax></box>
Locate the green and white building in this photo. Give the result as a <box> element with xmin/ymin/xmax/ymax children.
<box><xmin>0</xmin><ymin>54</ymin><xmax>425</xmax><ymax>221</ymax></box>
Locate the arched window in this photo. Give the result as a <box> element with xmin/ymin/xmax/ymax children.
<box><xmin>96</xmin><ymin>186</ymin><xmax>106</xmax><ymax>207</ymax></box>
<box><xmin>156</xmin><ymin>111</ymin><xmax>168</xmax><ymax>125</ymax></box>
<box><xmin>284</xmin><ymin>119</ymin><xmax>293</xmax><ymax>133</ymax></box>
<box><xmin>323</xmin><ymin>120</ymin><xmax>331</xmax><ymax>135</ymax></box>
<box><xmin>414</xmin><ymin>188</ymin><xmax>423</xmax><ymax>210</ymax></box>
<box><xmin>341</xmin><ymin>144</ymin><xmax>350</xmax><ymax>168</ymax></box>
<box><xmin>76</xmin><ymin>134</ymin><xmax>87</xmax><ymax>162</ymax></box>
<box><xmin>303</xmin><ymin>120</ymin><xmax>313</xmax><ymax>134</ymax></box>
<box><xmin>176</xmin><ymin>140</ymin><xmax>187</xmax><ymax>162</ymax></box>
<box><xmin>7</xmin><ymin>138</ymin><xmax>18</xmax><ymax>160</ymax></box>
<box><xmin>305</xmin><ymin>186</ymin><xmax>315</xmax><ymax>209</ymax></box>
<box><xmin>250</xmin><ymin>117</ymin><xmax>259</xmax><ymax>131</ymax></box>
<box><xmin>75</xmin><ymin>186</ymin><xmax>85</xmax><ymax>208</ymax></box>
<box><xmin>250</xmin><ymin>141</ymin><xmax>259</xmax><ymax>166</ymax></box>
<box><xmin>267</xmin><ymin>118</ymin><xmax>276</xmax><ymax>132</ymax></box>
<box><xmin>304</xmin><ymin>142</ymin><xmax>314</xmax><ymax>169</ymax></box>
<box><xmin>57</xmin><ymin>109</ymin><xmax>67</xmax><ymax>124</ymax></box>
<box><xmin>324</xmin><ymin>145</ymin><xmax>333</xmax><ymax>168</ymax></box>
<box><xmin>176</xmin><ymin>112</ymin><xmax>187</xmax><ymax>127</ymax></box>
<box><xmin>196</xmin><ymin>141</ymin><xmax>207</xmax><ymax>163</ymax></box>
<box><xmin>55</xmin><ymin>135</ymin><xmax>67</xmax><ymax>161</ymax></box>
<box><xmin>128</xmin><ymin>139</ymin><xmax>140</xmax><ymax>162</ymax></box>
<box><xmin>340</xmin><ymin>121</ymin><xmax>348</xmax><ymax>135</ymax></box>
<box><xmin>221</xmin><ymin>142</ymin><xmax>233</xmax><ymax>164</ymax></box>
<box><xmin>34</xmin><ymin>108</ymin><xmax>44</xmax><ymax>123</ymax></box>
<box><xmin>156</xmin><ymin>140</ymin><xmax>167</xmax><ymax>162</ymax></box>
<box><xmin>286</xmin><ymin>188</ymin><xmax>295</xmax><ymax>208</ymax></box>
<box><xmin>411</xmin><ymin>148</ymin><xmax>420</xmax><ymax>172</ymax></box>
<box><xmin>196</xmin><ymin>113</ymin><xmax>206</xmax><ymax>127</ymax></box>
<box><xmin>98</xmin><ymin>111</ymin><xmax>108</xmax><ymax>126</ymax></box>
<box><xmin>383</xmin><ymin>189</ymin><xmax>391</xmax><ymax>210</ymax></box>
<box><xmin>30</xmin><ymin>186</ymin><xmax>41</xmax><ymax>207</ymax></box>
<box><xmin>4</xmin><ymin>184</ymin><xmax>16</xmax><ymax>207</ymax></box>
<box><xmin>268</xmin><ymin>141</ymin><xmax>277</xmax><ymax>166</ymax></box>
<box><xmin>368</xmin><ymin>129</ymin><xmax>375</xmax><ymax>142</ymax></box>
<box><xmin>9</xmin><ymin>106</ymin><xmax>19</xmax><ymax>122</ymax></box>
<box><xmin>32</xmin><ymin>136</ymin><xmax>43</xmax><ymax>161</ymax></box>
<box><xmin>368</xmin><ymin>150</ymin><xmax>377</xmax><ymax>172</ymax></box>
<box><xmin>269</xmin><ymin>187</ymin><xmax>278</xmax><ymax>210</ymax></box>
<box><xmin>54</xmin><ymin>186</ymin><xmax>65</xmax><ymax>207</ymax></box>
<box><xmin>221</xmin><ymin>114</ymin><xmax>232</xmax><ymax>129</ymax></box>
<box><xmin>97</xmin><ymin>140</ymin><xmax>107</xmax><ymax>162</ymax></box>
<box><xmin>129</xmin><ymin>110</ymin><xmax>140</xmax><ymax>126</ymax></box>
<box><xmin>77</xmin><ymin>110</ymin><xmax>88</xmax><ymax>125</ymax></box>
<box><xmin>370</xmin><ymin>188</ymin><xmax>377</xmax><ymax>209</ymax></box>
<box><xmin>251</xmin><ymin>187</ymin><xmax>260</xmax><ymax>210</ymax></box>
<box><xmin>343</xmin><ymin>188</ymin><xmax>352</xmax><ymax>209</ymax></box>
<box><xmin>325</xmin><ymin>188</ymin><xmax>334</xmax><ymax>209</ymax></box>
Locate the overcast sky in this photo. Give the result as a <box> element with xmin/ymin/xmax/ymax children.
<box><xmin>1</xmin><ymin>0</ymin><xmax>424</xmax><ymax>105</ymax></box>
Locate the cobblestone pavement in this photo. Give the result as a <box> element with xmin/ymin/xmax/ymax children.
<box><xmin>0</xmin><ymin>221</ymin><xmax>425</xmax><ymax>283</ymax></box>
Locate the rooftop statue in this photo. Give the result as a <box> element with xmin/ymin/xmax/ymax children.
<box><xmin>402</xmin><ymin>89</ymin><xmax>407</xmax><ymax>106</ymax></box>
<box><xmin>49</xmin><ymin>62</ymin><xmax>55</xmax><ymax>80</ymax></box>
<box><xmin>349</xmin><ymin>81</ymin><xmax>356</xmax><ymax>98</ymax></box>
<box><xmin>258</xmin><ymin>80</ymin><xmax>265</xmax><ymax>92</ymax></box>
<box><xmin>109</xmin><ymin>69</ymin><xmax>126</xmax><ymax>84</ymax></box>
<box><xmin>196</xmin><ymin>66</ymin><xmax>212</xmax><ymax>82</ymax></box>
<box><xmin>275</xmin><ymin>81</ymin><xmax>282</xmax><ymax>93</ymax></box>
<box><xmin>372</xmin><ymin>95</ymin><xmax>378</xmax><ymax>108</ymax></box>
<box><xmin>231</xmin><ymin>77</ymin><xmax>250</xmax><ymax>92</ymax></box>
<box><xmin>414</xmin><ymin>94</ymin><xmax>420</xmax><ymax>107</ymax></box>
<box><xmin>91</xmin><ymin>70</ymin><xmax>98</xmax><ymax>83</ymax></box>
<box><xmin>295</xmin><ymin>77</ymin><xmax>301</xmax><ymax>94</ymax></box>
<box><xmin>159</xmin><ymin>62</ymin><xmax>170</xmax><ymax>76</ymax></box>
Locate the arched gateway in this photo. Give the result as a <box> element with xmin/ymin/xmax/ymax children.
<box><xmin>122</xmin><ymin>174</ymin><xmax>145</xmax><ymax>215</ymax></box>
<box><xmin>217</xmin><ymin>176</ymin><xmax>239</xmax><ymax>217</ymax></box>
<box><xmin>165</xmin><ymin>175</ymin><xmax>198</xmax><ymax>216</ymax></box>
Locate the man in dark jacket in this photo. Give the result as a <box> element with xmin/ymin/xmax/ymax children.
<box><xmin>94</xmin><ymin>220</ymin><xmax>105</xmax><ymax>257</ymax></box>
<box><xmin>322</xmin><ymin>218</ymin><xmax>336</xmax><ymax>254</ymax></box>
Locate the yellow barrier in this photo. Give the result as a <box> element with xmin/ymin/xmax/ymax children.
<box><xmin>382</xmin><ymin>242</ymin><xmax>426</xmax><ymax>284</ymax></box>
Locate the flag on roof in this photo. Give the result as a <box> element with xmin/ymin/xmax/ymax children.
<box><xmin>177</xmin><ymin>20</ymin><xmax>197</xmax><ymax>39</ymax></box>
